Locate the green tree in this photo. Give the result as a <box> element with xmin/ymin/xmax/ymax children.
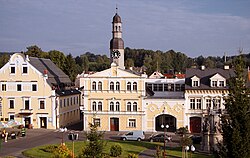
<box><xmin>0</xmin><ymin>54</ymin><xmax>10</xmax><ymax>68</ymax></box>
<box><xmin>217</xmin><ymin>54</ymin><xmax>250</xmax><ymax>158</ymax></box>
<box><xmin>80</xmin><ymin>123</ymin><xmax>106</xmax><ymax>158</ymax></box>
<box><xmin>48</xmin><ymin>50</ymin><xmax>66</xmax><ymax>71</ymax></box>
<box><xmin>25</xmin><ymin>45</ymin><xmax>48</xmax><ymax>58</ymax></box>
<box><xmin>125</xmin><ymin>58</ymin><xmax>134</xmax><ymax>69</ymax></box>
<box><xmin>64</xmin><ymin>54</ymin><xmax>78</xmax><ymax>82</ymax></box>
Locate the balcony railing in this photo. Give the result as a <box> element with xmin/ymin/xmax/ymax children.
<box><xmin>19</xmin><ymin>109</ymin><xmax>33</xmax><ymax>114</ymax></box>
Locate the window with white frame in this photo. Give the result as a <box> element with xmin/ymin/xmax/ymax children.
<box><xmin>22</xmin><ymin>66</ymin><xmax>28</xmax><ymax>74</ymax></box>
<box><xmin>17</xmin><ymin>84</ymin><xmax>22</xmax><ymax>91</ymax></box>
<box><xmin>190</xmin><ymin>99</ymin><xmax>195</xmax><ymax>109</ymax></box>
<box><xmin>110</xmin><ymin>82</ymin><xmax>114</xmax><ymax>90</ymax></box>
<box><xmin>193</xmin><ymin>81</ymin><xmax>199</xmax><ymax>87</ymax></box>
<box><xmin>110</xmin><ymin>102</ymin><xmax>114</xmax><ymax>111</ymax></box>
<box><xmin>213</xmin><ymin>99</ymin><xmax>221</xmax><ymax>109</ymax></box>
<box><xmin>1</xmin><ymin>84</ymin><xmax>6</xmax><ymax>91</ymax></box>
<box><xmin>92</xmin><ymin>81</ymin><xmax>96</xmax><ymax>90</ymax></box>
<box><xmin>196</xmin><ymin>99</ymin><xmax>201</xmax><ymax>109</ymax></box>
<box><xmin>116</xmin><ymin>82</ymin><xmax>120</xmax><ymax>90</ymax></box>
<box><xmin>92</xmin><ymin>101</ymin><xmax>97</xmax><ymax>111</ymax></box>
<box><xmin>10</xmin><ymin>66</ymin><xmax>15</xmax><ymax>74</ymax></box>
<box><xmin>219</xmin><ymin>81</ymin><xmax>225</xmax><ymax>87</ymax></box>
<box><xmin>98</xmin><ymin>101</ymin><xmax>102</xmax><ymax>111</ymax></box>
<box><xmin>24</xmin><ymin>99</ymin><xmax>30</xmax><ymax>110</ymax></box>
<box><xmin>9</xmin><ymin>99</ymin><xmax>14</xmax><ymax>109</ymax></box>
<box><xmin>206</xmin><ymin>99</ymin><xmax>211</xmax><ymax>109</ymax></box>
<box><xmin>115</xmin><ymin>102</ymin><xmax>120</xmax><ymax>111</ymax></box>
<box><xmin>40</xmin><ymin>100</ymin><xmax>45</xmax><ymax>109</ymax></box>
<box><xmin>133</xmin><ymin>102</ymin><xmax>137</xmax><ymax>111</ymax></box>
<box><xmin>128</xmin><ymin>119</ymin><xmax>136</xmax><ymax>128</ymax></box>
<box><xmin>32</xmin><ymin>84</ymin><xmax>37</xmax><ymax>91</ymax></box>
<box><xmin>127</xmin><ymin>102</ymin><xmax>131</xmax><ymax>111</ymax></box>
<box><xmin>127</xmin><ymin>82</ymin><xmax>131</xmax><ymax>91</ymax></box>
<box><xmin>212</xmin><ymin>81</ymin><xmax>217</xmax><ymax>87</ymax></box>
<box><xmin>98</xmin><ymin>81</ymin><xmax>102</xmax><ymax>90</ymax></box>
<box><xmin>93</xmin><ymin>118</ymin><xmax>100</xmax><ymax>127</ymax></box>
<box><xmin>133</xmin><ymin>82</ymin><xmax>137</xmax><ymax>91</ymax></box>
<box><xmin>9</xmin><ymin>114</ymin><xmax>14</xmax><ymax>120</ymax></box>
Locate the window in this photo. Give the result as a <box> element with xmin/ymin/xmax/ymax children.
<box><xmin>193</xmin><ymin>81</ymin><xmax>199</xmax><ymax>87</ymax></box>
<box><xmin>213</xmin><ymin>99</ymin><xmax>221</xmax><ymax>109</ymax></box>
<box><xmin>127</xmin><ymin>102</ymin><xmax>131</xmax><ymax>111</ymax></box>
<box><xmin>190</xmin><ymin>99</ymin><xmax>195</xmax><ymax>109</ymax></box>
<box><xmin>127</xmin><ymin>82</ymin><xmax>131</xmax><ymax>91</ymax></box>
<box><xmin>17</xmin><ymin>84</ymin><xmax>22</xmax><ymax>91</ymax></box>
<box><xmin>92</xmin><ymin>102</ymin><xmax>97</xmax><ymax>111</ymax></box>
<box><xmin>64</xmin><ymin>99</ymin><xmax>66</xmax><ymax>107</ymax></box>
<box><xmin>133</xmin><ymin>102</ymin><xmax>137</xmax><ymax>111</ymax></box>
<box><xmin>175</xmin><ymin>84</ymin><xmax>181</xmax><ymax>91</ymax></box>
<box><xmin>32</xmin><ymin>84</ymin><xmax>37</xmax><ymax>91</ymax></box>
<box><xmin>2</xmin><ymin>84</ymin><xmax>6</xmax><ymax>91</ymax></box>
<box><xmin>158</xmin><ymin>84</ymin><xmax>163</xmax><ymax>91</ymax></box>
<box><xmin>23</xmin><ymin>67</ymin><xmax>28</xmax><ymax>74</ymax></box>
<box><xmin>116</xmin><ymin>82</ymin><xmax>120</xmax><ymax>90</ymax></box>
<box><xmin>10</xmin><ymin>66</ymin><xmax>15</xmax><ymax>74</ymax></box>
<box><xmin>196</xmin><ymin>99</ymin><xmax>201</xmax><ymax>109</ymax></box>
<box><xmin>94</xmin><ymin>118</ymin><xmax>100</xmax><ymax>127</ymax></box>
<box><xmin>206</xmin><ymin>99</ymin><xmax>211</xmax><ymax>109</ymax></box>
<box><xmin>67</xmin><ymin>98</ymin><xmax>69</xmax><ymax>106</ymax></box>
<box><xmin>133</xmin><ymin>82</ymin><xmax>137</xmax><ymax>91</ymax></box>
<box><xmin>98</xmin><ymin>82</ymin><xmax>102</xmax><ymax>90</ymax></box>
<box><xmin>110</xmin><ymin>82</ymin><xmax>114</xmax><ymax>90</ymax></box>
<box><xmin>116</xmin><ymin>102</ymin><xmax>120</xmax><ymax>111</ymax></box>
<box><xmin>181</xmin><ymin>84</ymin><xmax>185</xmax><ymax>91</ymax></box>
<box><xmin>147</xmin><ymin>83</ymin><xmax>153</xmax><ymax>90</ymax></box>
<box><xmin>212</xmin><ymin>81</ymin><xmax>217</xmax><ymax>87</ymax></box>
<box><xmin>25</xmin><ymin>100</ymin><xmax>30</xmax><ymax>110</ymax></box>
<box><xmin>9</xmin><ymin>100</ymin><xmax>14</xmax><ymax>109</ymax></box>
<box><xmin>40</xmin><ymin>100</ymin><xmax>45</xmax><ymax>109</ymax></box>
<box><xmin>73</xmin><ymin>97</ymin><xmax>76</xmax><ymax>105</ymax></box>
<box><xmin>98</xmin><ymin>102</ymin><xmax>102</xmax><ymax>111</ymax></box>
<box><xmin>219</xmin><ymin>81</ymin><xmax>224</xmax><ymax>87</ymax></box>
<box><xmin>92</xmin><ymin>81</ymin><xmax>96</xmax><ymax>90</ymax></box>
<box><xmin>128</xmin><ymin>119</ymin><xmax>136</xmax><ymax>128</ymax></box>
<box><xmin>110</xmin><ymin>102</ymin><xmax>114</xmax><ymax>111</ymax></box>
<box><xmin>9</xmin><ymin>115</ymin><xmax>14</xmax><ymax>120</ymax></box>
<box><xmin>70</xmin><ymin>97</ymin><xmax>72</xmax><ymax>105</ymax></box>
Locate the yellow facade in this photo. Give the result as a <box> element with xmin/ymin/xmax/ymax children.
<box><xmin>0</xmin><ymin>53</ymin><xmax>80</xmax><ymax>129</ymax></box>
<box><xmin>80</xmin><ymin>64</ymin><xmax>147</xmax><ymax>131</ymax></box>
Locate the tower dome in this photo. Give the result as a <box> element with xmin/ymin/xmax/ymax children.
<box><xmin>113</xmin><ymin>13</ymin><xmax>121</xmax><ymax>23</ymax></box>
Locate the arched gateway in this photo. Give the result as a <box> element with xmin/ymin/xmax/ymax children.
<box><xmin>155</xmin><ymin>114</ymin><xmax>177</xmax><ymax>132</ymax></box>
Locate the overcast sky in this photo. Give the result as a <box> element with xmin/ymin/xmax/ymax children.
<box><xmin>0</xmin><ymin>0</ymin><xmax>250</xmax><ymax>57</ymax></box>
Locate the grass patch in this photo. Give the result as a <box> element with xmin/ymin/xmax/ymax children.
<box><xmin>22</xmin><ymin>140</ymin><xmax>213</xmax><ymax>158</ymax></box>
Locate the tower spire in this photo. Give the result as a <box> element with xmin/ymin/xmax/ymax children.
<box><xmin>116</xmin><ymin>4</ymin><xmax>118</xmax><ymax>14</ymax></box>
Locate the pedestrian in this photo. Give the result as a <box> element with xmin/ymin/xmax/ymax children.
<box><xmin>2</xmin><ymin>129</ymin><xmax>8</xmax><ymax>142</ymax></box>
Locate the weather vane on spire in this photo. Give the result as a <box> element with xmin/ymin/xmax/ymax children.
<box><xmin>116</xmin><ymin>4</ymin><xmax>118</xmax><ymax>14</ymax></box>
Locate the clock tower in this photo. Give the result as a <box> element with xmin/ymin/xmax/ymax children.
<box><xmin>110</xmin><ymin>8</ymin><xmax>125</xmax><ymax>69</ymax></box>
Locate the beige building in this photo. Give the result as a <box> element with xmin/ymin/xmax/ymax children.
<box><xmin>79</xmin><ymin>64</ymin><xmax>147</xmax><ymax>131</ymax></box>
<box><xmin>0</xmin><ymin>53</ymin><xmax>80</xmax><ymax>129</ymax></box>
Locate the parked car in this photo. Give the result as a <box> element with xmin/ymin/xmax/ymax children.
<box><xmin>148</xmin><ymin>133</ymin><xmax>172</xmax><ymax>142</ymax></box>
<box><xmin>121</xmin><ymin>130</ymin><xmax>145</xmax><ymax>141</ymax></box>
<box><xmin>189</xmin><ymin>135</ymin><xmax>202</xmax><ymax>144</ymax></box>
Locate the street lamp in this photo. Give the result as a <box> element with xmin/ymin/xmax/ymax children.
<box><xmin>60</xmin><ymin>127</ymin><xmax>67</xmax><ymax>145</ymax></box>
<box><xmin>161</xmin><ymin>107</ymin><xmax>169</xmax><ymax>158</ymax></box>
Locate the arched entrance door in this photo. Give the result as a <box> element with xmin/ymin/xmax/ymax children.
<box><xmin>190</xmin><ymin>117</ymin><xmax>201</xmax><ymax>133</ymax></box>
<box><xmin>155</xmin><ymin>114</ymin><xmax>177</xmax><ymax>132</ymax></box>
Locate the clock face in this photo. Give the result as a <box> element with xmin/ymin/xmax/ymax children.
<box><xmin>111</xmin><ymin>50</ymin><xmax>121</xmax><ymax>59</ymax></box>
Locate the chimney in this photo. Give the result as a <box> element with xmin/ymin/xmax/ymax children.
<box><xmin>44</xmin><ymin>69</ymin><xmax>48</xmax><ymax>79</ymax></box>
<box><xmin>224</xmin><ymin>65</ymin><xmax>229</xmax><ymax>70</ymax></box>
<box><xmin>201</xmin><ymin>65</ymin><xmax>205</xmax><ymax>70</ymax></box>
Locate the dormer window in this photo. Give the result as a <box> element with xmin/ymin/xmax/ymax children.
<box><xmin>210</xmin><ymin>73</ymin><xmax>226</xmax><ymax>87</ymax></box>
<box><xmin>191</xmin><ymin>75</ymin><xmax>200</xmax><ymax>87</ymax></box>
<box><xmin>219</xmin><ymin>81</ymin><xmax>225</xmax><ymax>87</ymax></box>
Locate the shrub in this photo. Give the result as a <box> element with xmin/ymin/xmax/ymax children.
<box><xmin>110</xmin><ymin>144</ymin><xmax>122</xmax><ymax>157</ymax></box>
<box><xmin>127</xmin><ymin>153</ymin><xmax>138</xmax><ymax>158</ymax></box>
<box><xmin>42</xmin><ymin>145</ymin><xmax>58</xmax><ymax>153</ymax></box>
<box><xmin>101</xmin><ymin>153</ymin><xmax>110</xmax><ymax>158</ymax></box>
<box><xmin>52</xmin><ymin>144</ymin><xmax>73</xmax><ymax>158</ymax></box>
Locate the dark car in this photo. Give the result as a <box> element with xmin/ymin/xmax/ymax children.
<box><xmin>148</xmin><ymin>133</ymin><xmax>172</xmax><ymax>142</ymax></box>
<box><xmin>189</xmin><ymin>135</ymin><xmax>202</xmax><ymax>144</ymax></box>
